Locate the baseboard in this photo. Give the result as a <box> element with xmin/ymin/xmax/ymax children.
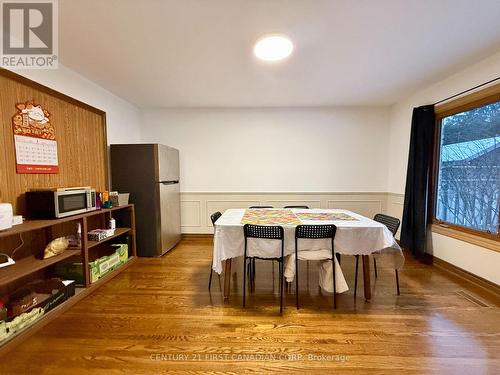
<box><xmin>181</xmin><ymin>233</ymin><xmax>213</xmax><ymax>239</ymax></box>
<box><xmin>432</xmin><ymin>256</ymin><xmax>500</xmax><ymax>296</ymax></box>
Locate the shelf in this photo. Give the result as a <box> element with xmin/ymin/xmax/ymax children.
<box><xmin>0</xmin><ymin>204</ymin><xmax>134</xmax><ymax>239</ymax></box>
<box><xmin>0</xmin><ymin>201</ymin><xmax>136</xmax><ymax>355</ymax></box>
<box><xmin>87</xmin><ymin>227</ymin><xmax>131</xmax><ymax>248</ymax></box>
<box><xmin>0</xmin><ymin>249</ymin><xmax>81</xmax><ymax>286</ymax></box>
<box><xmin>0</xmin><ymin>256</ymin><xmax>137</xmax><ymax>356</ymax></box>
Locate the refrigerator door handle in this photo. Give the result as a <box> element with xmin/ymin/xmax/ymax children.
<box><xmin>159</xmin><ymin>180</ymin><xmax>179</xmax><ymax>185</ymax></box>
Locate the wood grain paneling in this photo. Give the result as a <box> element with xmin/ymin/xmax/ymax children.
<box><xmin>0</xmin><ymin>69</ymin><xmax>108</xmax><ymax>215</ymax></box>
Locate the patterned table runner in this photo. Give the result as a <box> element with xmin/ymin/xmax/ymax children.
<box><xmin>240</xmin><ymin>209</ymin><xmax>301</xmax><ymax>225</ymax></box>
<box><xmin>240</xmin><ymin>209</ymin><xmax>359</xmax><ymax>225</ymax></box>
<box><xmin>295</xmin><ymin>212</ymin><xmax>358</xmax><ymax>221</ymax></box>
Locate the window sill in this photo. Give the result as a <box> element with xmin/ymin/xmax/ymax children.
<box><xmin>431</xmin><ymin>224</ymin><xmax>500</xmax><ymax>253</ymax></box>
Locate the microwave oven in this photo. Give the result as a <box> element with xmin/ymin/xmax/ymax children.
<box><xmin>26</xmin><ymin>188</ymin><xmax>97</xmax><ymax>219</ymax></box>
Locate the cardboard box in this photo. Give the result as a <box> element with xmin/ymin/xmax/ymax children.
<box><xmin>112</xmin><ymin>244</ymin><xmax>129</xmax><ymax>264</ymax></box>
<box><xmin>55</xmin><ymin>245</ymin><xmax>129</xmax><ymax>285</ymax></box>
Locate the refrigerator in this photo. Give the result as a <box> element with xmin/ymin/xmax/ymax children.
<box><xmin>110</xmin><ymin>144</ymin><xmax>181</xmax><ymax>257</ymax></box>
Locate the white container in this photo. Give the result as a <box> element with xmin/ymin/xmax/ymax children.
<box><xmin>0</xmin><ymin>204</ymin><xmax>13</xmax><ymax>231</ymax></box>
<box><xmin>110</xmin><ymin>193</ymin><xmax>130</xmax><ymax>207</ymax></box>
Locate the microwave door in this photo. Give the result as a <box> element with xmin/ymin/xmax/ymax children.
<box><xmin>55</xmin><ymin>191</ymin><xmax>89</xmax><ymax>218</ymax></box>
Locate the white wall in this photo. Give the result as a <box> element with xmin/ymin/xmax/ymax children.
<box><xmin>11</xmin><ymin>64</ymin><xmax>142</xmax><ymax>144</ymax></box>
<box><xmin>386</xmin><ymin>51</ymin><xmax>500</xmax><ymax>284</ymax></box>
<box><xmin>141</xmin><ymin>107</ymin><xmax>390</xmax><ymax>192</ymax></box>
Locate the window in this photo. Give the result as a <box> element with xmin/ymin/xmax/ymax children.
<box><xmin>434</xmin><ymin>85</ymin><xmax>500</xmax><ymax>239</ymax></box>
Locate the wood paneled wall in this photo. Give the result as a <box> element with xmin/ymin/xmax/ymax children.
<box><xmin>0</xmin><ymin>69</ymin><xmax>108</xmax><ymax>215</ymax></box>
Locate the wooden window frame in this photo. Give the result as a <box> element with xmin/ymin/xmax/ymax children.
<box><xmin>430</xmin><ymin>82</ymin><xmax>500</xmax><ymax>252</ymax></box>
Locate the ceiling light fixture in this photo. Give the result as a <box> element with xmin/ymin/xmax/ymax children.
<box><xmin>253</xmin><ymin>35</ymin><xmax>293</xmax><ymax>62</ymax></box>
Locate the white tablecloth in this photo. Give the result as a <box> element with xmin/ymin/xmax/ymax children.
<box><xmin>212</xmin><ymin>209</ymin><xmax>404</xmax><ymax>293</ymax></box>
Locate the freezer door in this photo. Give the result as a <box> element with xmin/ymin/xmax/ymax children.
<box><xmin>157</xmin><ymin>144</ymin><xmax>179</xmax><ymax>183</ymax></box>
<box><xmin>159</xmin><ymin>181</ymin><xmax>181</xmax><ymax>254</ymax></box>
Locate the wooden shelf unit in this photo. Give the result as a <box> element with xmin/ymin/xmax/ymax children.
<box><xmin>0</xmin><ymin>204</ymin><xmax>137</xmax><ymax>354</ymax></box>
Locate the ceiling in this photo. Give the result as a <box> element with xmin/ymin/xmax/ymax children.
<box><xmin>59</xmin><ymin>0</ymin><xmax>500</xmax><ymax>108</ymax></box>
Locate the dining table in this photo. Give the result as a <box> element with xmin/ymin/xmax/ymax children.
<box><xmin>212</xmin><ymin>208</ymin><xmax>404</xmax><ymax>300</ymax></box>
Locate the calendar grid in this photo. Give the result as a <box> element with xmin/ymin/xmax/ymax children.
<box><xmin>14</xmin><ymin>134</ymin><xmax>59</xmax><ymax>173</ymax></box>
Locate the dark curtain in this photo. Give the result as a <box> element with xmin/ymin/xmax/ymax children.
<box><xmin>400</xmin><ymin>105</ymin><xmax>435</xmax><ymax>257</ymax></box>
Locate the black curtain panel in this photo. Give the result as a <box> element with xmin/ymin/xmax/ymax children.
<box><xmin>400</xmin><ymin>105</ymin><xmax>435</xmax><ymax>257</ymax></box>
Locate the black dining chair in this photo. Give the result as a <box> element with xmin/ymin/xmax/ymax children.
<box><xmin>284</xmin><ymin>205</ymin><xmax>310</xmax><ymax>209</ymax></box>
<box><xmin>243</xmin><ymin>224</ymin><xmax>285</xmax><ymax>313</ymax></box>
<box><xmin>353</xmin><ymin>213</ymin><xmax>401</xmax><ymax>296</ymax></box>
<box><xmin>208</xmin><ymin>211</ymin><xmax>222</xmax><ymax>290</ymax></box>
<box><xmin>295</xmin><ymin>224</ymin><xmax>337</xmax><ymax>309</ymax></box>
<box><xmin>246</xmin><ymin>206</ymin><xmax>273</xmax><ymax>281</ymax></box>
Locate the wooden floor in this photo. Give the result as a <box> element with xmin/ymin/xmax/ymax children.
<box><xmin>1</xmin><ymin>236</ymin><xmax>499</xmax><ymax>374</ymax></box>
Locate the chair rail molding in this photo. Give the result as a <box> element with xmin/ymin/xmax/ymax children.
<box><xmin>181</xmin><ymin>191</ymin><xmax>389</xmax><ymax>234</ymax></box>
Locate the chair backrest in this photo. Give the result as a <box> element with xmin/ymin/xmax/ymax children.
<box><xmin>243</xmin><ymin>224</ymin><xmax>284</xmax><ymax>239</ymax></box>
<box><xmin>373</xmin><ymin>213</ymin><xmax>400</xmax><ymax>235</ymax></box>
<box><xmin>249</xmin><ymin>205</ymin><xmax>274</xmax><ymax>209</ymax></box>
<box><xmin>295</xmin><ymin>224</ymin><xmax>337</xmax><ymax>239</ymax></box>
<box><xmin>210</xmin><ymin>211</ymin><xmax>222</xmax><ymax>226</ymax></box>
<box><xmin>284</xmin><ymin>205</ymin><xmax>309</xmax><ymax>209</ymax></box>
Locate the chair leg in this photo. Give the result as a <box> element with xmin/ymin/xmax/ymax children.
<box><xmin>243</xmin><ymin>256</ymin><xmax>247</xmax><ymax>307</ymax></box>
<box><xmin>247</xmin><ymin>260</ymin><xmax>256</xmax><ymax>293</ymax></box>
<box><xmin>279</xmin><ymin>260</ymin><xmax>284</xmax><ymax>313</ymax></box>
<box><xmin>336</xmin><ymin>253</ymin><xmax>341</xmax><ymax>265</ymax></box>
<box><xmin>295</xmin><ymin>254</ymin><xmax>299</xmax><ymax>310</ymax></box>
<box><xmin>208</xmin><ymin>268</ymin><xmax>213</xmax><ymax>290</ymax></box>
<box><xmin>373</xmin><ymin>257</ymin><xmax>378</xmax><ymax>278</ymax></box>
<box><xmin>272</xmin><ymin>260</ymin><xmax>275</xmax><ymax>289</ymax></box>
<box><xmin>395</xmin><ymin>269</ymin><xmax>400</xmax><ymax>295</ymax></box>
<box><xmin>252</xmin><ymin>258</ymin><xmax>256</xmax><ymax>291</ymax></box>
<box><xmin>246</xmin><ymin>262</ymin><xmax>251</xmax><ymax>290</ymax></box>
<box><xmin>250</xmin><ymin>259</ymin><xmax>254</xmax><ymax>292</ymax></box>
<box><xmin>354</xmin><ymin>255</ymin><xmax>359</xmax><ymax>298</ymax></box>
<box><xmin>332</xmin><ymin>257</ymin><xmax>336</xmax><ymax>309</ymax></box>
<box><xmin>277</xmin><ymin>260</ymin><xmax>281</xmax><ymax>294</ymax></box>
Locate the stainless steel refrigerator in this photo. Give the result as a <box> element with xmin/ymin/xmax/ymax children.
<box><xmin>110</xmin><ymin>144</ymin><xmax>181</xmax><ymax>256</ymax></box>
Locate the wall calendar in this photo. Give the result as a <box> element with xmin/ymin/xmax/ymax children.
<box><xmin>12</xmin><ymin>100</ymin><xmax>59</xmax><ymax>174</ymax></box>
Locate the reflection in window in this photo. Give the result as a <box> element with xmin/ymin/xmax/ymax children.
<box><xmin>436</xmin><ymin>101</ymin><xmax>500</xmax><ymax>234</ymax></box>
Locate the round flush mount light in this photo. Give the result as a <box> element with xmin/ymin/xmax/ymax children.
<box><xmin>253</xmin><ymin>35</ymin><xmax>294</xmax><ymax>62</ymax></box>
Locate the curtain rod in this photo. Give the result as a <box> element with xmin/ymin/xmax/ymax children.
<box><xmin>433</xmin><ymin>76</ymin><xmax>500</xmax><ymax>106</ymax></box>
